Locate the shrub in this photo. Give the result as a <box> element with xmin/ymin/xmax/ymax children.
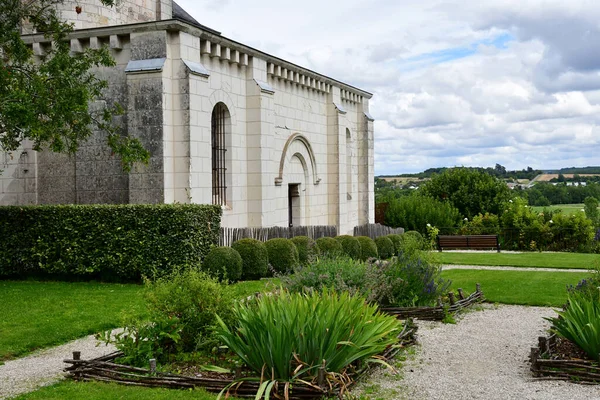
<box><xmin>335</xmin><ymin>235</ymin><xmax>362</xmax><ymax>259</ymax></box>
<box><xmin>202</xmin><ymin>246</ymin><xmax>242</xmax><ymax>281</ymax></box>
<box><xmin>400</xmin><ymin>231</ymin><xmax>425</xmax><ymax>252</ymax></box>
<box><xmin>315</xmin><ymin>237</ymin><xmax>344</xmax><ymax>258</ymax></box>
<box><xmin>366</xmin><ymin>253</ymin><xmax>451</xmax><ymax>307</ymax></box>
<box><xmin>290</xmin><ymin>236</ymin><xmax>319</xmax><ymax>265</ymax></box>
<box><xmin>265</xmin><ymin>238</ymin><xmax>299</xmax><ymax>274</ymax></box>
<box><xmin>282</xmin><ymin>257</ymin><xmax>367</xmax><ymax>294</ymax></box>
<box><xmin>217</xmin><ymin>289</ymin><xmax>401</xmax><ymax>384</ymax></box>
<box><xmin>547</xmin><ymin>212</ymin><xmax>594</xmax><ymax>252</ymax></box>
<box><xmin>384</xmin><ymin>194</ymin><xmax>462</xmax><ymax>234</ymax></box>
<box><xmin>0</xmin><ymin>204</ymin><xmax>221</xmax><ymax>282</ymax></box>
<box><xmin>548</xmin><ymin>290</ymin><xmax>600</xmax><ymax>361</ymax></box>
<box><xmin>386</xmin><ymin>234</ymin><xmax>403</xmax><ymax>254</ymax></box>
<box><xmin>231</xmin><ymin>238</ymin><xmax>269</xmax><ymax>280</ymax></box>
<box><xmin>103</xmin><ymin>269</ymin><xmax>234</xmax><ymax>366</ymax></box>
<box><xmin>356</xmin><ymin>236</ymin><xmax>378</xmax><ymax>260</ymax></box>
<box><xmin>459</xmin><ymin>213</ymin><xmax>500</xmax><ymax>235</ymax></box>
<box><xmin>375</xmin><ymin>236</ymin><xmax>395</xmax><ymax>259</ymax></box>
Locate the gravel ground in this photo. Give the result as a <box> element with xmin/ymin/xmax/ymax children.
<box><xmin>442</xmin><ymin>265</ymin><xmax>590</xmax><ymax>273</ymax></box>
<box><xmin>357</xmin><ymin>304</ymin><xmax>600</xmax><ymax>400</ymax></box>
<box><xmin>0</xmin><ymin>335</ymin><xmax>116</xmax><ymax>399</ymax></box>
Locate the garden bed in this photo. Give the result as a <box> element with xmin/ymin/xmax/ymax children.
<box><xmin>63</xmin><ymin>323</ymin><xmax>417</xmax><ymax>399</ymax></box>
<box><xmin>380</xmin><ymin>284</ymin><xmax>484</xmax><ymax>320</ymax></box>
<box><xmin>530</xmin><ymin>334</ymin><xmax>600</xmax><ymax>384</ymax></box>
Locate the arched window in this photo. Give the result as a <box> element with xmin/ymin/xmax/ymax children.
<box><xmin>211</xmin><ymin>103</ymin><xmax>230</xmax><ymax>206</ymax></box>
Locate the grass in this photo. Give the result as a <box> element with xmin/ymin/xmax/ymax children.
<box><xmin>442</xmin><ymin>269</ymin><xmax>589</xmax><ymax>307</ymax></box>
<box><xmin>0</xmin><ymin>278</ymin><xmax>276</xmax><ymax>361</ymax></box>
<box><xmin>531</xmin><ymin>203</ymin><xmax>588</xmax><ymax>216</ymax></box>
<box><xmin>14</xmin><ymin>381</ymin><xmax>216</xmax><ymax>400</ymax></box>
<box><xmin>434</xmin><ymin>251</ymin><xmax>599</xmax><ymax>270</ymax></box>
<box><xmin>0</xmin><ymin>281</ymin><xmax>145</xmax><ymax>361</ymax></box>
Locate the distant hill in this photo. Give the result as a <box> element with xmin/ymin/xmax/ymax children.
<box><xmin>543</xmin><ymin>166</ymin><xmax>600</xmax><ymax>174</ymax></box>
<box><xmin>378</xmin><ymin>165</ymin><xmax>541</xmax><ymax>180</ymax></box>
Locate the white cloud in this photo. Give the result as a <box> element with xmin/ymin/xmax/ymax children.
<box><xmin>177</xmin><ymin>0</ymin><xmax>600</xmax><ymax>174</ymax></box>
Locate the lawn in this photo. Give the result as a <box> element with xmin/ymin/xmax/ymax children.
<box><xmin>15</xmin><ymin>381</ymin><xmax>216</xmax><ymax>400</ymax></box>
<box><xmin>0</xmin><ymin>279</ymin><xmax>275</xmax><ymax>361</ymax></box>
<box><xmin>442</xmin><ymin>269</ymin><xmax>588</xmax><ymax>307</ymax></box>
<box><xmin>531</xmin><ymin>203</ymin><xmax>588</xmax><ymax>216</ymax></box>
<box><xmin>434</xmin><ymin>251</ymin><xmax>599</xmax><ymax>270</ymax></box>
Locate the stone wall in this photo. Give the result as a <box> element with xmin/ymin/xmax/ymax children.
<box><xmin>55</xmin><ymin>0</ymin><xmax>172</xmax><ymax>30</ymax></box>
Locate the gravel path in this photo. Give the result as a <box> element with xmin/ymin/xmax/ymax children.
<box><xmin>0</xmin><ymin>335</ymin><xmax>116</xmax><ymax>399</ymax></box>
<box><xmin>442</xmin><ymin>265</ymin><xmax>590</xmax><ymax>273</ymax></box>
<box><xmin>360</xmin><ymin>305</ymin><xmax>600</xmax><ymax>400</ymax></box>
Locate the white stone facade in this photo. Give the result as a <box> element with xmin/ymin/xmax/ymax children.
<box><xmin>5</xmin><ymin>1</ymin><xmax>375</xmax><ymax>234</ymax></box>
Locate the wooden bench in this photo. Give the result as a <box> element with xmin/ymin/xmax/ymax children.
<box><xmin>437</xmin><ymin>235</ymin><xmax>500</xmax><ymax>252</ymax></box>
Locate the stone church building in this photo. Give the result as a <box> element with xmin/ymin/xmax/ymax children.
<box><xmin>1</xmin><ymin>0</ymin><xmax>375</xmax><ymax>234</ymax></box>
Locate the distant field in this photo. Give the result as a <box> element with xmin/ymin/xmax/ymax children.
<box><xmin>379</xmin><ymin>176</ymin><xmax>430</xmax><ymax>184</ymax></box>
<box><xmin>537</xmin><ymin>174</ymin><xmax>600</xmax><ymax>181</ymax></box>
<box><xmin>531</xmin><ymin>203</ymin><xmax>587</xmax><ymax>216</ymax></box>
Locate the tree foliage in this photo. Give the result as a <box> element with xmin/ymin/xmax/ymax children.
<box><xmin>0</xmin><ymin>0</ymin><xmax>148</xmax><ymax>171</ymax></box>
<box><xmin>420</xmin><ymin>167</ymin><xmax>512</xmax><ymax>218</ymax></box>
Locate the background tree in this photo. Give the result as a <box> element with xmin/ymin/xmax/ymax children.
<box><xmin>420</xmin><ymin>167</ymin><xmax>512</xmax><ymax>218</ymax></box>
<box><xmin>584</xmin><ymin>196</ymin><xmax>599</xmax><ymax>227</ymax></box>
<box><xmin>0</xmin><ymin>0</ymin><xmax>148</xmax><ymax>171</ymax></box>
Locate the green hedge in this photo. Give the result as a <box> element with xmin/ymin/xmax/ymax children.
<box><xmin>0</xmin><ymin>204</ymin><xmax>221</xmax><ymax>282</ymax></box>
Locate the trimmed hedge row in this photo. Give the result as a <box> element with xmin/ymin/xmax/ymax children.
<box><xmin>0</xmin><ymin>204</ymin><xmax>222</xmax><ymax>282</ymax></box>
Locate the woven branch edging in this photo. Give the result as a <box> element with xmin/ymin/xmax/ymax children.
<box><xmin>64</xmin><ymin>324</ymin><xmax>417</xmax><ymax>399</ymax></box>
<box><xmin>379</xmin><ymin>284</ymin><xmax>484</xmax><ymax>321</ymax></box>
<box><xmin>530</xmin><ymin>334</ymin><xmax>600</xmax><ymax>384</ymax></box>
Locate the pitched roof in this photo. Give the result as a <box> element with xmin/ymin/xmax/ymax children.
<box><xmin>172</xmin><ymin>1</ymin><xmax>221</xmax><ymax>35</ymax></box>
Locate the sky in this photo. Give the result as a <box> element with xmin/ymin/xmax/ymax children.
<box><xmin>178</xmin><ymin>0</ymin><xmax>600</xmax><ymax>175</ymax></box>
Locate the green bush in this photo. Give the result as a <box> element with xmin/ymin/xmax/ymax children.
<box><xmin>0</xmin><ymin>204</ymin><xmax>221</xmax><ymax>282</ymax></box>
<box><xmin>401</xmin><ymin>231</ymin><xmax>425</xmax><ymax>251</ymax></box>
<box><xmin>265</xmin><ymin>238</ymin><xmax>299</xmax><ymax>274</ymax></box>
<box><xmin>375</xmin><ymin>236</ymin><xmax>395</xmax><ymax>259</ymax></box>
<box><xmin>386</xmin><ymin>234</ymin><xmax>403</xmax><ymax>254</ymax></box>
<box><xmin>356</xmin><ymin>236</ymin><xmax>378</xmax><ymax>260</ymax></box>
<box><xmin>384</xmin><ymin>194</ymin><xmax>462</xmax><ymax>234</ymax></box>
<box><xmin>548</xmin><ymin>290</ymin><xmax>600</xmax><ymax>361</ymax></box>
<box><xmin>202</xmin><ymin>246</ymin><xmax>242</xmax><ymax>281</ymax></box>
<box><xmin>315</xmin><ymin>237</ymin><xmax>344</xmax><ymax>258</ymax></box>
<box><xmin>290</xmin><ymin>236</ymin><xmax>319</xmax><ymax>265</ymax></box>
<box><xmin>102</xmin><ymin>268</ymin><xmax>234</xmax><ymax>366</ymax></box>
<box><xmin>217</xmin><ymin>289</ymin><xmax>401</xmax><ymax>385</ymax></box>
<box><xmin>335</xmin><ymin>235</ymin><xmax>362</xmax><ymax>259</ymax></box>
<box><xmin>283</xmin><ymin>257</ymin><xmax>367</xmax><ymax>294</ymax></box>
<box><xmin>231</xmin><ymin>238</ymin><xmax>269</xmax><ymax>280</ymax></box>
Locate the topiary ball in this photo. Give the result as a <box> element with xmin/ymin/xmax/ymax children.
<box><xmin>315</xmin><ymin>237</ymin><xmax>344</xmax><ymax>258</ymax></box>
<box><xmin>386</xmin><ymin>234</ymin><xmax>403</xmax><ymax>254</ymax></box>
<box><xmin>265</xmin><ymin>238</ymin><xmax>299</xmax><ymax>274</ymax></box>
<box><xmin>402</xmin><ymin>231</ymin><xmax>425</xmax><ymax>250</ymax></box>
<box><xmin>356</xmin><ymin>236</ymin><xmax>378</xmax><ymax>260</ymax></box>
<box><xmin>231</xmin><ymin>238</ymin><xmax>269</xmax><ymax>280</ymax></box>
<box><xmin>290</xmin><ymin>236</ymin><xmax>319</xmax><ymax>265</ymax></box>
<box><xmin>335</xmin><ymin>235</ymin><xmax>362</xmax><ymax>260</ymax></box>
<box><xmin>202</xmin><ymin>246</ymin><xmax>243</xmax><ymax>281</ymax></box>
<box><xmin>375</xmin><ymin>236</ymin><xmax>395</xmax><ymax>259</ymax></box>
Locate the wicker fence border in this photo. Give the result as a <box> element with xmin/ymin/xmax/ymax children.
<box><xmin>530</xmin><ymin>334</ymin><xmax>600</xmax><ymax>384</ymax></box>
<box><xmin>64</xmin><ymin>324</ymin><xmax>417</xmax><ymax>399</ymax></box>
<box><xmin>380</xmin><ymin>284</ymin><xmax>484</xmax><ymax>321</ymax></box>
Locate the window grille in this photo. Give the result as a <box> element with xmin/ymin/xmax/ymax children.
<box><xmin>211</xmin><ymin>103</ymin><xmax>227</xmax><ymax>206</ymax></box>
